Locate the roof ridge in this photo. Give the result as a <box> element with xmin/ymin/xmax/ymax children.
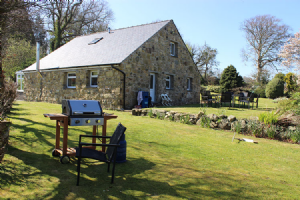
<box><xmin>113</xmin><ymin>19</ymin><xmax>172</xmax><ymax>31</ymax></box>
<box><xmin>78</xmin><ymin>20</ymin><xmax>172</xmax><ymax>38</ymax></box>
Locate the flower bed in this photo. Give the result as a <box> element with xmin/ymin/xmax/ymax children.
<box><xmin>132</xmin><ymin>108</ymin><xmax>300</xmax><ymax>144</ymax></box>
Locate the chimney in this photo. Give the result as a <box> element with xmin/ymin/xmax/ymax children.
<box><xmin>36</xmin><ymin>41</ymin><xmax>40</xmax><ymax>72</ymax></box>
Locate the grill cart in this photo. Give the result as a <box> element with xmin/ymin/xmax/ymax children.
<box><xmin>44</xmin><ymin>100</ymin><xmax>117</xmax><ymax>164</ymax></box>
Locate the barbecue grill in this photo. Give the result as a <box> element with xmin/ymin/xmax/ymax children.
<box><xmin>62</xmin><ymin>99</ymin><xmax>104</xmax><ymax>126</ymax></box>
<box><xmin>44</xmin><ymin>99</ymin><xmax>118</xmax><ymax>164</ymax></box>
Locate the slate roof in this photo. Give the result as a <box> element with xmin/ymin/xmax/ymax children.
<box><xmin>24</xmin><ymin>20</ymin><xmax>171</xmax><ymax>72</ymax></box>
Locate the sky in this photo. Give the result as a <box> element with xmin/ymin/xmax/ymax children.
<box><xmin>108</xmin><ymin>0</ymin><xmax>300</xmax><ymax>78</ymax></box>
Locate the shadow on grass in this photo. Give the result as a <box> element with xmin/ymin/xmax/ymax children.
<box><xmin>9</xmin><ymin>116</ymin><xmax>58</xmax><ymax>149</ymax></box>
<box><xmin>1</xmin><ymin>145</ymin><xmax>180</xmax><ymax>199</ymax></box>
<box><xmin>1</xmin><ymin>141</ymin><xmax>274</xmax><ymax>199</ymax></box>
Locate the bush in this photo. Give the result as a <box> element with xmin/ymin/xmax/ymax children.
<box><xmin>284</xmin><ymin>72</ymin><xmax>298</xmax><ymax>93</ymax></box>
<box><xmin>254</xmin><ymin>85</ymin><xmax>266</xmax><ymax>98</ymax></box>
<box><xmin>265</xmin><ymin>78</ymin><xmax>284</xmax><ymax>99</ymax></box>
<box><xmin>207</xmin><ymin>85</ymin><xmax>221</xmax><ymax>93</ymax></box>
<box><xmin>277</xmin><ymin>92</ymin><xmax>300</xmax><ymax>115</ymax></box>
<box><xmin>258</xmin><ymin>111</ymin><xmax>278</xmax><ymax>125</ymax></box>
<box><xmin>0</xmin><ymin>80</ymin><xmax>18</xmax><ymax>119</ymax></box>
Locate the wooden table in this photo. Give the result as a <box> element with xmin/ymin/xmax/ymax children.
<box><xmin>44</xmin><ymin>113</ymin><xmax>118</xmax><ymax>164</ymax></box>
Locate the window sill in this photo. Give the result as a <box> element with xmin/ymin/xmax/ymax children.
<box><xmin>86</xmin><ymin>86</ymin><xmax>98</xmax><ymax>89</ymax></box>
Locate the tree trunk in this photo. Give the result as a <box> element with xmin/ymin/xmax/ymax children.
<box><xmin>257</xmin><ymin>66</ymin><xmax>262</xmax><ymax>83</ymax></box>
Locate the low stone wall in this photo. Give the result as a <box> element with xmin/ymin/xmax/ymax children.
<box><xmin>132</xmin><ymin>108</ymin><xmax>241</xmax><ymax>130</ymax></box>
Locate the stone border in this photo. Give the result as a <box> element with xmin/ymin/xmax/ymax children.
<box><xmin>132</xmin><ymin>108</ymin><xmax>240</xmax><ymax>130</ymax></box>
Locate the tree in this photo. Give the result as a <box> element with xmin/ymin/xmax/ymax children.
<box><xmin>36</xmin><ymin>0</ymin><xmax>114</xmax><ymax>51</ymax></box>
<box><xmin>220</xmin><ymin>65</ymin><xmax>244</xmax><ymax>91</ymax></box>
<box><xmin>241</xmin><ymin>15</ymin><xmax>291</xmax><ymax>83</ymax></box>
<box><xmin>265</xmin><ymin>77</ymin><xmax>284</xmax><ymax>99</ymax></box>
<box><xmin>186</xmin><ymin>42</ymin><xmax>219</xmax><ymax>84</ymax></box>
<box><xmin>284</xmin><ymin>72</ymin><xmax>298</xmax><ymax>93</ymax></box>
<box><xmin>279</xmin><ymin>31</ymin><xmax>300</xmax><ymax>72</ymax></box>
<box><xmin>3</xmin><ymin>37</ymin><xmax>36</xmax><ymax>80</ymax></box>
<box><xmin>0</xmin><ymin>1</ymin><xmax>35</xmax><ymax>119</ymax></box>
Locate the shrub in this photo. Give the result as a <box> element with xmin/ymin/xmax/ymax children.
<box><xmin>258</xmin><ymin>111</ymin><xmax>278</xmax><ymax>125</ymax></box>
<box><xmin>207</xmin><ymin>85</ymin><xmax>221</xmax><ymax>93</ymax></box>
<box><xmin>290</xmin><ymin>128</ymin><xmax>300</xmax><ymax>143</ymax></box>
<box><xmin>232</xmin><ymin>120</ymin><xmax>242</xmax><ymax>133</ymax></box>
<box><xmin>0</xmin><ymin>80</ymin><xmax>18</xmax><ymax>119</ymax></box>
<box><xmin>247</xmin><ymin>120</ymin><xmax>264</xmax><ymax>137</ymax></box>
<box><xmin>266</xmin><ymin>124</ymin><xmax>278</xmax><ymax>139</ymax></box>
<box><xmin>265</xmin><ymin>78</ymin><xmax>284</xmax><ymax>99</ymax></box>
<box><xmin>254</xmin><ymin>85</ymin><xmax>266</xmax><ymax>98</ymax></box>
<box><xmin>284</xmin><ymin>72</ymin><xmax>298</xmax><ymax>93</ymax></box>
<box><xmin>277</xmin><ymin>92</ymin><xmax>300</xmax><ymax>115</ymax></box>
<box><xmin>199</xmin><ymin>116</ymin><xmax>211</xmax><ymax>128</ymax></box>
<box><xmin>148</xmin><ymin>109</ymin><xmax>153</xmax><ymax>118</ymax></box>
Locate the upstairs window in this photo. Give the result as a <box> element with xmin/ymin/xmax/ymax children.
<box><xmin>170</xmin><ymin>42</ymin><xmax>176</xmax><ymax>56</ymax></box>
<box><xmin>90</xmin><ymin>71</ymin><xmax>98</xmax><ymax>87</ymax></box>
<box><xmin>67</xmin><ymin>72</ymin><xmax>76</xmax><ymax>88</ymax></box>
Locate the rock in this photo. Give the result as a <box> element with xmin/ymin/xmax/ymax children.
<box><xmin>207</xmin><ymin>114</ymin><xmax>218</xmax><ymax>122</ymax></box>
<box><xmin>210</xmin><ymin>121</ymin><xmax>218</xmax><ymax>128</ymax></box>
<box><xmin>174</xmin><ymin>113</ymin><xmax>182</xmax><ymax>122</ymax></box>
<box><xmin>218</xmin><ymin>119</ymin><xmax>231</xmax><ymax>130</ymax></box>
<box><xmin>189</xmin><ymin>114</ymin><xmax>197</xmax><ymax>124</ymax></box>
<box><xmin>197</xmin><ymin>111</ymin><xmax>205</xmax><ymax>118</ymax></box>
<box><xmin>240</xmin><ymin>119</ymin><xmax>247</xmax><ymax>132</ymax></box>
<box><xmin>288</xmin><ymin>126</ymin><xmax>297</xmax><ymax>131</ymax></box>
<box><xmin>132</xmin><ymin>109</ymin><xmax>137</xmax><ymax>116</ymax></box>
<box><xmin>228</xmin><ymin>115</ymin><xmax>236</xmax><ymax>122</ymax></box>
<box><xmin>141</xmin><ymin>109</ymin><xmax>148</xmax><ymax>116</ymax></box>
<box><xmin>218</xmin><ymin>114</ymin><xmax>227</xmax><ymax>119</ymax></box>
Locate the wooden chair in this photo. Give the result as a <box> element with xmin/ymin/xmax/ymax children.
<box><xmin>76</xmin><ymin>123</ymin><xmax>127</xmax><ymax>186</ymax></box>
<box><xmin>239</xmin><ymin>92</ymin><xmax>255</xmax><ymax>108</ymax></box>
<box><xmin>220</xmin><ymin>92</ymin><xmax>232</xmax><ymax>107</ymax></box>
<box><xmin>201</xmin><ymin>90</ymin><xmax>214</xmax><ymax>107</ymax></box>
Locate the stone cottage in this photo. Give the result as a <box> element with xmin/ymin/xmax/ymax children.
<box><xmin>23</xmin><ymin>20</ymin><xmax>200</xmax><ymax>109</ymax></box>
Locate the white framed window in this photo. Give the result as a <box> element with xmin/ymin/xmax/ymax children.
<box><xmin>170</xmin><ymin>42</ymin><xmax>176</xmax><ymax>56</ymax></box>
<box><xmin>166</xmin><ymin>75</ymin><xmax>174</xmax><ymax>89</ymax></box>
<box><xmin>16</xmin><ymin>73</ymin><xmax>24</xmax><ymax>91</ymax></box>
<box><xmin>90</xmin><ymin>71</ymin><xmax>98</xmax><ymax>87</ymax></box>
<box><xmin>187</xmin><ymin>78</ymin><xmax>192</xmax><ymax>91</ymax></box>
<box><xmin>166</xmin><ymin>75</ymin><xmax>171</xmax><ymax>89</ymax></box>
<box><xmin>67</xmin><ymin>72</ymin><xmax>76</xmax><ymax>88</ymax></box>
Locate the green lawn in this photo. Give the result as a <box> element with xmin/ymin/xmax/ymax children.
<box><xmin>1</xmin><ymin>100</ymin><xmax>300</xmax><ymax>199</ymax></box>
<box><xmin>154</xmin><ymin>98</ymin><xmax>277</xmax><ymax>119</ymax></box>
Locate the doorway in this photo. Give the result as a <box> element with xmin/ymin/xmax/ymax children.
<box><xmin>150</xmin><ymin>73</ymin><xmax>156</xmax><ymax>102</ymax></box>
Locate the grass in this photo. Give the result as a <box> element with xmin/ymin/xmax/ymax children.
<box><xmin>1</xmin><ymin>101</ymin><xmax>300</xmax><ymax>199</ymax></box>
<box><xmin>153</xmin><ymin>98</ymin><xmax>276</xmax><ymax>119</ymax></box>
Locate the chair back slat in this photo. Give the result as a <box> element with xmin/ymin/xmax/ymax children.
<box><xmin>106</xmin><ymin>123</ymin><xmax>127</xmax><ymax>161</ymax></box>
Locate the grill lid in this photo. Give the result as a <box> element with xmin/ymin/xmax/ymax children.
<box><xmin>62</xmin><ymin>100</ymin><xmax>102</xmax><ymax>116</ymax></box>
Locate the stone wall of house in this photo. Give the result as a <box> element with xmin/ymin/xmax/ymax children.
<box><xmin>24</xmin><ymin>67</ymin><xmax>123</xmax><ymax>109</ymax></box>
<box><xmin>24</xmin><ymin>21</ymin><xmax>200</xmax><ymax>109</ymax></box>
<box><xmin>119</xmin><ymin>21</ymin><xmax>200</xmax><ymax>108</ymax></box>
